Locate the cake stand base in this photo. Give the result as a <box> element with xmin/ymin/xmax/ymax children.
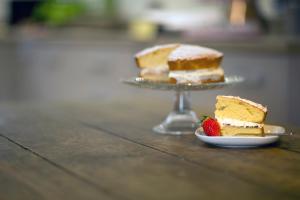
<box><xmin>153</xmin><ymin>91</ymin><xmax>199</xmax><ymax>135</ymax></box>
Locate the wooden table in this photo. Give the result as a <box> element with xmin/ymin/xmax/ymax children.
<box><xmin>0</xmin><ymin>99</ymin><xmax>299</xmax><ymax>200</ymax></box>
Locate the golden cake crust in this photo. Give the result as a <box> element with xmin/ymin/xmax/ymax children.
<box><xmin>168</xmin><ymin>45</ymin><xmax>223</xmax><ymax>71</ymax></box>
<box><xmin>168</xmin><ymin>56</ymin><xmax>223</xmax><ymax>71</ymax></box>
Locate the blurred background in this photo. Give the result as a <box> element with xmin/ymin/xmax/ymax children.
<box><xmin>0</xmin><ymin>0</ymin><xmax>299</xmax><ymax>126</ymax></box>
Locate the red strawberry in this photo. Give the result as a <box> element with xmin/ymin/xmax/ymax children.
<box><xmin>201</xmin><ymin>116</ymin><xmax>221</xmax><ymax>136</ymax></box>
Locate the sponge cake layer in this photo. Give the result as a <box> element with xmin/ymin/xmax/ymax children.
<box><xmin>135</xmin><ymin>44</ymin><xmax>179</xmax><ymax>69</ymax></box>
<box><xmin>215</xmin><ymin>96</ymin><xmax>267</xmax><ymax>123</ymax></box>
<box><xmin>221</xmin><ymin>125</ymin><xmax>263</xmax><ymax>136</ymax></box>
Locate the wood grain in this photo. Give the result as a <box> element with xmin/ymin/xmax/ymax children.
<box><xmin>55</xmin><ymin>99</ymin><xmax>300</xmax><ymax>198</ymax></box>
<box><xmin>0</xmin><ymin>135</ymin><xmax>112</xmax><ymax>200</ymax></box>
<box><xmin>0</xmin><ymin>104</ymin><xmax>297</xmax><ymax>199</ymax></box>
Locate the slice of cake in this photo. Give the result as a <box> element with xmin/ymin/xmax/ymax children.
<box><xmin>135</xmin><ymin>44</ymin><xmax>179</xmax><ymax>81</ymax></box>
<box><xmin>214</xmin><ymin>95</ymin><xmax>267</xmax><ymax>136</ymax></box>
<box><xmin>168</xmin><ymin>45</ymin><xmax>224</xmax><ymax>84</ymax></box>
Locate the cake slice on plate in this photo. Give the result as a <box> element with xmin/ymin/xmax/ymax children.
<box><xmin>214</xmin><ymin>95</ymin><xmax>267</xmax><ymax>136</ymax></box>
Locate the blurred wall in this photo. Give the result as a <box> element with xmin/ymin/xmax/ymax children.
<box><xmin>0</xmin><ymin>35</ymin><xmax>297</xmax><ymax>126</ymax></box>
<box><xmin>0</xmin><ymin>0</ymin><xmax>7</xmax><ymax>22</ymax></box>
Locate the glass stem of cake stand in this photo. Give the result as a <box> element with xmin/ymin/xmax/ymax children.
<box><xmin>174</xmin><ymin>91</ymin><xmax>191</xmax><ymax>113</ymax></box>
<box><xmin>153</xmin><ymin>91</ymin><xmax>199</xmax><ymax>135</ymax></box>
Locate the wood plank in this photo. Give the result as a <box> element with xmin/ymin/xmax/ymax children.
<box><xmin>0</xmin><ymin>104</ymin><xmax>295</xmax><ymax>199</ymax></box>
<box><xmin>53</xmin><ymin>100</ymin><xmax>300</xmax><ymax>198</ymax></box>
<box><xmin>0</xmin><ymin>135</ymin><xmax>113</xmax><ymax>200</ymax></box>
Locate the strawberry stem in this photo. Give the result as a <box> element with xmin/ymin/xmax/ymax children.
<box><xmin>200</xmin><ymin>115</ymin><xmax>209</xmax><ymax>123</ymax></box>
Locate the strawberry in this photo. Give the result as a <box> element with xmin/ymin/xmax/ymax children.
<box><xmin>201</xmin><ymin>116</ymin><xmax>221</xmax><ymax>136</ymax></box>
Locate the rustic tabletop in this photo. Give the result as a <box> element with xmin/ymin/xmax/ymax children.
<box><xmin>0</xmin><ymin>99</ymin><xmax>299</xmax><ymax>200</ymax></box>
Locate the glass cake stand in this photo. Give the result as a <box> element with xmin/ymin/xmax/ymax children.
<box><xmin>123</xmin><ymin>76</ymin><xmax>244</xmax><ymax>135</ymax></box>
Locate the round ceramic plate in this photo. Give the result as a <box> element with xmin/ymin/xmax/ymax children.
<box><xmin>195</xmin><ymin>125</ymin><xmax>285</xmax><ymax>148</ymax></box>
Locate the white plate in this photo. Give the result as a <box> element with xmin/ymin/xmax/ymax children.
<box><xmin>195</xmin><ymin>125</ymin><xmax>285</xmax><ymax>148</ymax></box>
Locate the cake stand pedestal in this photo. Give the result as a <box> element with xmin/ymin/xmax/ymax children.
<box><xmin>123</xmin><ymin>76</ymin><xmax>243</xmax><ymax>135</ymax></box>
<box><xmin>153</xmin><ymin>91</ymin><xmax>198</xmax><ymax>135</ymax></box>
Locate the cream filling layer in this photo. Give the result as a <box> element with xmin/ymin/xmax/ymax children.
<box><xmin>216</xmin><ymin>117</ymin><xmax>264</xmax><ymax>128</ymax></box>
<box><xmin>140</xmin><ymin>65</ymin><xmax>168</xmax><ymax>76</ymax></box>
<box><xmin>169</xmin><ymin>68</ymin><xmax>223</xmax><ymax>83</ymax></box>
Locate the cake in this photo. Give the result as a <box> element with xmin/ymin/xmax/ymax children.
<box><xmin>134</xmin><ymin>44</ymin><xmax>225</xmax><ymax>83</ymax></box>
<box><xmin>214</xmin><ymin>95</ymin><xmax>267</xmax><ymax>136</ymax></box>
<box><xmin>134</xmin><ymin>44</ymin><xmax>179</xmax><ymax>81</ymax></box>
<box><xmin>168</xmin><ymin>45</ymin><xmax>224</xmax><ymax>84</ymax></box>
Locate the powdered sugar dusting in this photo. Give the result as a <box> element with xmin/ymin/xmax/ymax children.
<box><xmin>218</xmin><ymin>95</ymin><xmax>267</xmax><ymax>112</ymax></box>
<box><xmin>168</xmin><ymin>45</ymin><xmax>223</xmax><ymax>61</ymax></box>
<box><xmin>135</xmin><ymin>44</ymin><xmax>179</xmax><ymax>57</ymax></box>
